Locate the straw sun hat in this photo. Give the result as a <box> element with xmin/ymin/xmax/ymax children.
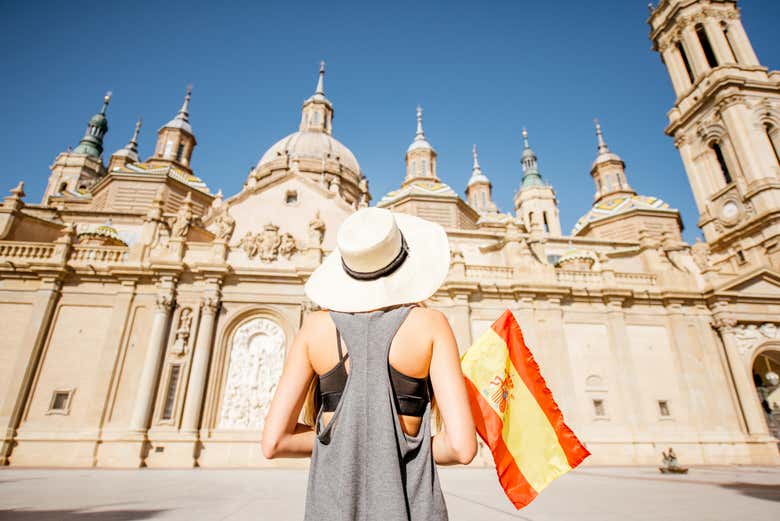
<box><xmin>304</xmin><ymin>207</ymin><xmax>451</xmax><ymax>312</ymax></box>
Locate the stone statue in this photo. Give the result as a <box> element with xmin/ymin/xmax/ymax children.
<box><xmin>308</xmin><ymin>211</ymin><xmax>326</xmax><ymax>247</ymax></box>
<box><xmin>279</xmin><ymin>232</ymin><xmax>297</xmax><ymax>259</ymax></box>
<box><xmin>171</xmin><ymin>307</ymin><xmax>193</xmax><ymax>356</ymax></box>
<box><xmin>258</xmin><ymin>223</ymin><xmax>281</xmax><ymax>262</ymax></box>
<box><xmin>239</xmin><ymin>231</ymin><xmax>258</xmax><ymax>258</ymax></box>
<box><xmin>171</xmin><ymin>202</ymin><xmax>193</xmax><ymax>239</ymax></box>
<box><xmin>213</xmin><ymin>210</ymin><xmax>236</xmax><ymax>242</ymax></box>
<box><xmin>691</xmin><ymin>237</ymin><xmax>710</xmax><ymax>271</ymax></box>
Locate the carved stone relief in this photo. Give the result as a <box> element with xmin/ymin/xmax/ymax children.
<box><xmin>218</xmin><ymin>317</ymin><xmax>286</xmax><ymax>430</ymax></box>
<box><xmin>734</xmin><ymin>323</ymin><xmax>780</xmax><ymax>357</ymax></box>
<box><xmin>235</xmin><ymin>223</ymin><xmax>300</xmax><ymax>262</ymax></box>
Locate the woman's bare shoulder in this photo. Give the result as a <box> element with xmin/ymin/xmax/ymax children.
<box><xmin>408</xmin><ymin>306</ymin><xmax>451</xmax><ymax>331</ymax></box>
<box><xmin>300</xmin><ymin>310</ymin><xmax>334</xmax><ymax>336</ymax></box>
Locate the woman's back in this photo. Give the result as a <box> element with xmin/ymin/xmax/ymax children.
<box><xmin>304</xmin><ymin>304</ymin><xmax>448</xmax><ymax>521</ymax></box>
<box><xmin>307</xmin><ymin>305</ymin><xmax>435</xmax><ymax>437</ymax></box>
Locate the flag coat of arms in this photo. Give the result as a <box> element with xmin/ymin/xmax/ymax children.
<box><xmin>460</xmin><ymin>309</ymin><xmax>590</xmax><ymax>509</ymax></box>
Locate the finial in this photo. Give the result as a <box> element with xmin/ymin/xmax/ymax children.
<box><xmin>472</xmin><ymin>144</ymin><xmax>480</xmax><ymax>169</ymax></box>
<box><xmin>178</xmin><ymin>85</ymin><xmax>192</xmax><ymax>118</ymax></box>
<box><xmin>9</xmin><ymin>181</ymin><xmax>25</xmax><ymax>199</ymax></box>
<box><xmin>522</xmin><ymin>127</ymin><xmax>530</xmax><ymax>149</ymax></box>
<box><xmin>316</xmin><ymin>61</ymin><xmax>325</xmax><ymax>95</ymax></box>
<box><xmin>415</xmin><ymin>105</ymin><xmax>425</xmax><ymax>140</ymax></box>
<box><xmin>647</xmin><ymin>3</ymin><xmax>654</xmax><ymax>13</ymax></box>
<box><xmin>130</xmin><ymin>117</ymin><xmax>142</xmax><ymax>146</ymax></box>
<box><xmin>101</xmin><ymin>91</ymin><xmax>112</xmax><ymax>115</ymax></box>
<box><xmin>595</xmin><ymin>118</ymin><xmax>609</xmax><ymax>153</ymax></box>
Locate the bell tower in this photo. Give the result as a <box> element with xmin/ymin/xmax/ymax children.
<box><xmin>649</xmin><ymin>0</ymin><xmax>780</xmax><ymax>270</ymax></box>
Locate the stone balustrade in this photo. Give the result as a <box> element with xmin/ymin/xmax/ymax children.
<box><xmin>0</xmin><ymin>241</ymin><xmax>56</xmax><ymax>260</ymax></box>
<box><xmin>70</xmin><ymin>245</ymin><xmax>128</xmax><ymax>263</ymax></box>
<box><xmin>464</xmin><ymin>264</ymin><xmax>514</xmax><ymax>281</ymax></box>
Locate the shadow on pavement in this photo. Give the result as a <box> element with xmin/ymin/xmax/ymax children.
<box><xmin>718</xmin><ymin>482</ymin><xmax>780</xmax><ymax>502</ymax></box>
<box><xmin>0</xmin><ymin>509</ymin><xmax>166</xmax><ymax>520</ymax></box>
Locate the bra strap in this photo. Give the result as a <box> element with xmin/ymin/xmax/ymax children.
<box><xmin>336</xmin><ymin>329</ymin><xmax>348</xmax><ymax>362</ymax></box>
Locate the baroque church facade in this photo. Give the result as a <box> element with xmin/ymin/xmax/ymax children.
<box><xmin>1</xmin><ymin>0</ymin><xmax>779</xmax><ymax>468</ymax></box>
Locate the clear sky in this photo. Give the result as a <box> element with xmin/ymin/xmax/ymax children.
<box><xmin>1</xmin><ymin>0</ymin><xmax>778</xmax><ymax>243</ymax></box>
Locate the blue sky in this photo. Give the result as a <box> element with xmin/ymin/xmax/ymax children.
<box><xmin>1</xmin><ymin>0</ymin><xmax>778</xmax><ymax>242</ymax></box>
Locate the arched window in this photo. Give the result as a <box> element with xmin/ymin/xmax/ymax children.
<box><xmin>481</xmin><ymin>191</ymin><xmax>487</xmax><ymax>206</ymax></box>
<box><xmin>767</xmin><ymin>123</ymin><xmax>780</xmax><ymax>167</ymax></box>
<box><xmin>722</xmin><ymin>23</ymin><xmax>739</xmax><ymax>64</ymax></box>
<box><xmin>711</xmin><ymin>142</ymin><xmax>733</xmax><ymax>185</ymax></box>
<box><xmin>58</xmin><ymin>182</ymin><xmax>68</xmax><ymax>193</ymax></box>
<box><xmin>695</xmin><ymin>23</ymin><xmax>719</xmax><ymax>68</ymax></box>
<box><xmin>421</xmin><ymin>159</ymin><xmax>428</xmax><ymax>176</ymax></box>
<box><xmin>175</xmin><ymin>143</ymin><xmax>185</xmax><ymax>162</ymax></box>
<box><xmin>410</xmin><ymin>160</ymin><xmax>416</xmax><ymax>176</ymax></box>
<box><xmin>543</xmin><ymin>212</ymin><xmax>550</xmax><ymax>233</ymax></box>
<box><xmin>676</xmin><ymin>41</ymin><xmax>695</xmax><ymax>84</ymax></box>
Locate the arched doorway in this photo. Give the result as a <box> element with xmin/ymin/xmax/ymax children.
<box><xmin>753</xmin><ymin>349</ymin><xmax>780</xmax><ymax>440</ymax></box>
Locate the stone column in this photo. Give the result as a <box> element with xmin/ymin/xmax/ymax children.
<box><xmin>0</xmin><ymin>276</ymin><xmax>62</xmax><ymax>465</ymax></box>
<box><xmin>726</xmin><ymin>19</ymin><xmax>760</xmax><ymax>66</ymax></box>
<box><xmin>681</xmin><ymin>26</ymin><xmax>709</xmax><ymax>78</ymax></box>
<box><xmin>129</xmin><ymin>281</ymin><xmax>176</xmax><ymax>432</ymax></box>
<box><xmin>662</xmin><ymin>46</ymin><xmax>691</xmax><ymax>95</ymax></box>
<box><xmin>181</xmin><ymin>293</ymin><xmax>220</xmax><ymax>433</ymax></box>
<box><xmin>713</xmin><ymin>315</ymin><xmax>769</xmax><ymax>436</ymax></box>
<box><xmin>704</xmin><ymin>19</ymin><xmax>735</xmax><ymax>64</ymax></box>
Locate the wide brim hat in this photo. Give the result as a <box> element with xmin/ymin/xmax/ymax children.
<box><xmin>304</xmin><ymin>207</ymin><xmax>451</xmax><ymax>312</ymax></box>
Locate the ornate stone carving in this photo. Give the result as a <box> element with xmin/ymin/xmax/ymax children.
<box><xmin>212</xmin><ymin>209</ymin><xmax>235</xmax><ymax>242</ymax></box>
<box><xmin>238</xmin><ymin>231</ymin><xmax>259</xmax><ymax>258</ymax></box>
<box><xmin>171</xmin><ymin>307</ymin><xmax>193</xmax><ymax>356</ymax></box>
<box><xmin>202</xmin><ymin>295</ymin><xmax>220</xmax><ymax>314</ymax></box>
<box><xmin>155</xmin><ymin>292</ymin><xmax>174</xmax><ymax>311</ymax></box>
<box><xmin>279</xmin><ymin>232</ymin><xmax>297</xmax><ymax>259</ymax></box>
<box><xmin>691</xmin><ymin>237</ymin><xmax>711</xmax><ymax>271</ymax></box>
<box><xmin>712</xmin><ymin>314</ymin><xmax>738</xmax><ymax>332</ymax></box>
<box><xmin>218</xmin><ymin>317</ymin><xmax>286</xmax><ymax>430</ymax></box>
<box><xmin>171</xmin><ymin>194</ymin><xmax>194</xmax><ymax>239</ymax></box>
<box><xmin>733</xmin><ymin>323</ymin><xmax>780</xmax><ymax>356</ymax></box>
<box><xmin>308</xmin><ymin>211</ymin><xmax>326</xmax><ymax>248</ymax></box>
<box><xmin>258</xmin><ymin>224</ymin><xmax>281</xmax><ymax>262</ymax></box>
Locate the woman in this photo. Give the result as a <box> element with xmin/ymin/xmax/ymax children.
<box><xmin>262</xmin><ymin>206</ymin><xmax>477</xmax><ymax>520</ymax></box>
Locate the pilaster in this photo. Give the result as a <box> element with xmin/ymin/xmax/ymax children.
<box><xmin>0</xmin><ymin>276</ymin><xmax>63</xmax><ymax>465</ymax></box>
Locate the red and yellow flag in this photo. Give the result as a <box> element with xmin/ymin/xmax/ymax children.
<box><xmin>460</xmin><ymin>309</ymin><xmax>590</xmax><ymax>509</ymax></box>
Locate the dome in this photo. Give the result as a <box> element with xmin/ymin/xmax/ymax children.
<box><xmin>572</xmin><ymin>194</ymin><xmax>672</xmax><ymax>235</ymax></box>
<box><xmin>591</xmin><ymin>150</ymin><xmax>623</xmax><ymax>170</ymax></box>
<box><xmin>256</xmin><ymin>130</ymin><xmax>361</xmax><ymax>176</ymax></box>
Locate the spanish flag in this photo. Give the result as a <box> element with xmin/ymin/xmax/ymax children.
<box><xmin>460</xmin><ymin>309</ymin><xmax>590</xmax><ymax>509</ymax></box>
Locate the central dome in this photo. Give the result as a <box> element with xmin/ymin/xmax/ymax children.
<box><xmin>256</xmin><ymin>130</ymin><xmax>361</xmax><ymax>177</ymax></box>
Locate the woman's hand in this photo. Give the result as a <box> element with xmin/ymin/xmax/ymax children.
<box><xmin>261</xmin><ymin>313</ymin><xmax>318</xmax><ymax>459</ymax></box>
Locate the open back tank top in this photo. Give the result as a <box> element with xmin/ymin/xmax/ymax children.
<box><xmin>316</xmin><ymin>327</ymin><xmax>432</xmax><ymax>417</ymax></box>
<box><xmin>304</xmin><ymin>304</ymin><xmax>448</xmax><ymax>521</ymax></box>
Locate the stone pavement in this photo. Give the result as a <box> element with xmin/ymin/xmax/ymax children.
<box><xmin>0</xmin><ymin>466</ymin><xmax>778</xmax><ymax>520</ymax></box>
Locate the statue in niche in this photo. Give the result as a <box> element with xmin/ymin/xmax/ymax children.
<box><xmin>258</xmin><ymin>223</ymin><xmax>281</xmax><ymax>262</ymax></box>
<box><xmin>171</xmin><ymin>307</ymin><xmax>193</xmax><ymax>356</ymax></box>
<box><xmin>308</xmin><ymin>211</ymin><xmax>326</xmax><ymax>247</ymax></box>
<box><xmin>691</xmin><ymin>237</ymin><xmax>711</xmax><ymax>271</ymax></box>
<box><xmin>213</xmin><ymin>209</ymin><xmax>236</xmax><ymax>242</ymax></box>
<box><xmin>279</xmin><ymin>232</ymin><xmax>297</xmax><ymax>259</ymax></box>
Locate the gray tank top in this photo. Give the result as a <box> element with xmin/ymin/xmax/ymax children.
<box><xmin>304</xmin><ymin>304</ymin><xmax>448</xmax><ymax>521</ymax></box>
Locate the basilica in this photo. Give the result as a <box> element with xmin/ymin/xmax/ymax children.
<box><xmin>1</xmin><ymin>0</ymin><xmax>779</xmax><ymax>468</ymax></box>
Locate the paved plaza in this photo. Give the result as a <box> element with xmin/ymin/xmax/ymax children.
<box><xmin>0</xmin><ymin>466</ymin><xmax>778</xmax><ymax>520</ymax></box>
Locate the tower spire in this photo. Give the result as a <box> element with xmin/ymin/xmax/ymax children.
<box><xmin>177</xmin><ymin>85</ymin><xmax>192</xmax><ymax>125</ymax></box>
<box><xmin>472</xmin><ymin>144</ymin><xmax>481</xmax><ymax>171</ymax></box>
<box><xmin>415</xmin><ymin>105</ymin><xmax>426</xmax><ymax>141</ymax></box>
<box><xmin>595</xmin><ymin>118</ymin><xmax>609</xmax><ymax>154</ymax></box>
<box><xmin>73</xmin><ymin>91</ymin><xmax>112</xmax><ymax>158</ymax></box>
<box><xmin>316</xmin><ymin>61</ymin><xmax>325</xmax><ymax>95</ymax></box>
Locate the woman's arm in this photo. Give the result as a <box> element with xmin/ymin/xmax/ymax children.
<box><xmin>261</xmin><ymin>313</ymin><xmax>318</xmax><ymax>459</ymax></box>
<box><xmin>427</xmin><ymin>310</ymin><xmax>477</xmax><ymax>465</ymax></box>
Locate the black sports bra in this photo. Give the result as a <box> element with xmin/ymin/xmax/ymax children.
<box><xmin>316</xmin><ymin>330</ymin><xmax>431</xmax><ymax>417</ymax></box>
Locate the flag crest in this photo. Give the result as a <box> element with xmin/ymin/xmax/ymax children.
<box><xmin>460</xmin><ymin>309</ymin><xmax>590</xmax><ymax>509</ymax></box>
